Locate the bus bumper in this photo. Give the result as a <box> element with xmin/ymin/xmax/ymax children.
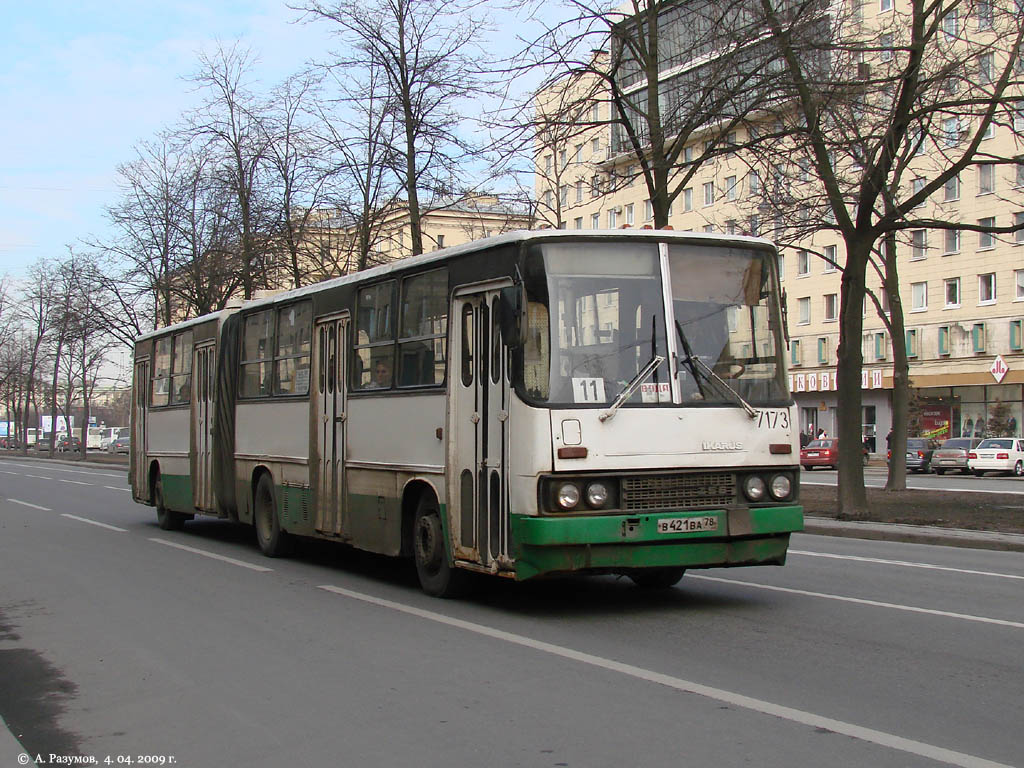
<box><xmin>509</xmin><ymin>506</ymin><xmax>803</xmax><ymax>581</ymax></box>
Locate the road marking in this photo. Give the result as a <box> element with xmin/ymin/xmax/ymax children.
<box><xmin>789</xmin><ymin>549</ymin><xmax>1024</xmax><ymax>580</ymax></box>
<box><xmin>689</xmin><ymin>575</ymin><xmax>1024</xmax><ymax>629</ymax></box>
<box><xmin>61</xmin><ymin>513</ymin><xmax>127</xmax><ymax>532</ymax></box>
<box><xmin>6</xmin><ymin>498</ymin><xmax>52</xmax><ymax>511</ymax></box>
<box><xmin>104</xmin><ymin>486</ymin><xmax>130</xmax><ymax>492</ymax></box>
<box><xmin>55</xmin><ymin>478</ymin><xmax>92</xmax><ymax>486</ymax></box>
<box><xmin>317</xmin><ymin>584</ymin><xmax>1012</xmax><ymax>768</ymax></box>
<box><xmin>0</xmin><ymin>460</ymin><xmax>125</xmax><ymax>479</ymax></box>
<box><xmin>802</xmin><ymin>479</ymin><xmax>1024</xmax><ymax>496</ymax></box>
<box><xmin>148</xmin><ymin>538</ymin><xmax>273</xmax><ymax>572</ymax></box>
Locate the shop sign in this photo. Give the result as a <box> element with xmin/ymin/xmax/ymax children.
<box><xmin>788</xmin><ymin>368</ymin><xmax>886</xmax><ymax>393</ymax></box>
<box><xmin>990</xmin><ymin>355</ymin><xmax>1009</xmax><ymax>383</ymax></box>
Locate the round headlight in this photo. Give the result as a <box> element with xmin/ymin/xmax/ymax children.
<box><xmin>769</xmin><ymin>474</ymin><xmax>792</xmax><ymax>500</ymax></box>
<box><xmin>743</xmin><ymin>475</ymin><xmax>766</xmax><ymax>501</ymax></box>
<box><xmin>585</xmin><ymin>482</ymin><xmax>609</xmax><ymax>508</ymax></box>
<box><xmin>556</xmin><ymin>482</ymin><xmax>581</xmax><ymax>510</ymax></box>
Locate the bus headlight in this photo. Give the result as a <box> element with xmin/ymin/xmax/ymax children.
<box><xmin>585</xmin><ymin>482</ymin><xmax>609</xmax><ymax>508</ymax></box>
<box><xmin>743</xmin><ymin>475</ymin><xmax>766</xmax><ymax>501</ymax></box>
<box><xmin>556</xmin><ymin>483</ymin><xmax>581</xmax><ymax>510</ymax></box>
<box><xmin>769</xmin><ymin>474</ymin><xmax>792</xmax><ymax>500</ymax></box>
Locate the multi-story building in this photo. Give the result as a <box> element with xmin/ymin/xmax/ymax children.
<box><xmin>534</xmin><ymin>0</ymin><xmax>1024</xmax><ymax>451</ymax></box>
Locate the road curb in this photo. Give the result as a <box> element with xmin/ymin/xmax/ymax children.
<box><xmin>804</xmin><ymin>516</ymin><xmax>1024</xmax><ymax>552</ymax></box>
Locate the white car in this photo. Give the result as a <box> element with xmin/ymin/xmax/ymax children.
<box><xmin>967</xmin><ymin>438</ymin><xmax>1024</xmax><ymax>477</ymax></box>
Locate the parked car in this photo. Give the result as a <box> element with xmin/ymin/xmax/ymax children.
<box><xmin>801</xmin><ymin>438</ymin><xmax>839</xmax><ymax>470</ymax></box>
<box><xmin>931</xmin><ymin>437</ymin><xmax>983</xmax><ymax>475</ymax></box>
<box><xmin>55</xmin><ymin>435</ymin><xmax>82</xmax><ymax>453</ymax></box>
<box><xmin>1</xmin><ymin>436</ymin><xmax>21</xmax><ymax>450</ymax></box>
<box><xmin>904</xmin><ymin>437</ymin><xmax>938</xmax><ymax>473</ymax></box>
<box><xmin>98</xmin><ymin>426</ymin><xmax>129</xmax><ymax>451</ymax></box>
<box><xmin>967</xmin><ymin>438</ymin><xmax>1024</xmax><ymax>477</ymax></box>
<box><xmin>108</xmin><ymin>435</ymin><xmax>131</xmax><ymax>454</ymax></box>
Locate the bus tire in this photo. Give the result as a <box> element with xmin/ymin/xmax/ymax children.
<box><xmin>628</xmin><ymin>567</ymin><xmax>686</xmax><ymax>589</ymax></box>
<box><xmin>413</xmin><ymin>494</ymin><xmax>467</xmax><ymax>598</ymax></box>
<box><xmin>254</xmin><ymin>473</ymin><xmax>291</xmax><ymax>557</ymax></box>
<box><xmin>154</xmin><ymin>474</ymin><xmax>186</xmax><ymax>531</ymax></box>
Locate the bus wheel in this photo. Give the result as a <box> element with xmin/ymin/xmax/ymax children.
<box><xmin>154</xmin><ymin>474</ymin><xmax>185</xmax><ymax>531</ymax></box>
<box><xmin>413</xmin><ymin>495</ymin><xmax>467</xmax><ymax>598</ymax></box>
<box><xmin>628</xmin><ymin>567</ymin><xmax>686</xmax><ymax>589</ymax></box>
<box><xmin>254</xmin><ymin>473</ymin><xmax>291</xmax><ymax>557</ymax></box>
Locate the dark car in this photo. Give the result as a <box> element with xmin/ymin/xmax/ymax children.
<box><xmin>931</xmin><ymin>437</ymin><xmax>983</xmax><ymax>475</ymax></box>
<box><xmin>109</xmin><ymin>435</ymin><xmax>131</xmax><ymax>454</ymax></box>
<box><xmin>56</xmin><ymin>435</ymin><xmax>82</xmax><ymax>453</ymax></box>
<box><xmin>895</xmin><ymin>437</ymin><xmax>938</xmax><ymax>473</ymax></box>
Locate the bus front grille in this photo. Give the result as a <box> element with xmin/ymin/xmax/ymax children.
<box><xmin>621</xmin><ymin>473</ymin><xmax>737</xmax><ymax>511</ymax></box>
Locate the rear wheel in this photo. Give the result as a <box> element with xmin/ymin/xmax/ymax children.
<box><xmin>254</xmin><ymin>473</ymin><xmax>291</xmax><ymax>557</ymax></box>
<box><xmin>628</xmin><ymin>567</ymin><xmax>686</xmax><ymax>589</ymax></box>
<box><xmin>973</xmin><ymin>470</ymin><xmax>985</xmax><ymax>477</ymax></box>
<box><xmin>154</xmin><ymin>474</ymin><xmax>185</xmax><ymax>531</ymax></box>
<box><xmin>935</xmin><ymin>469</ymin><xmax>946</xmax><ymax>476</ymax></box>
<box><xmin>413</xmin><ymin>494</ymin><xmax>467</xmax><ymax>598</ymax></box>
<box><xmin>1014</xmin><ymin>461</ymin><xmax>1023</xmax><ymax>477</ymax></box>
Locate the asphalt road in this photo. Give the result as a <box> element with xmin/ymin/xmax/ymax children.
<box><xmin>805</xmin><ymin>464</ymin><xmax>1024</xmax><ymax>494</ymax></box>
<box><xmin>1</xmin><ymin>458</ymin><xmax>1022</xmax><ymax>768</ymax></box>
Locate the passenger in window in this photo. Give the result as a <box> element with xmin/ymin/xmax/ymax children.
<box><xmin>371</xmin><ymin>359</ymin><xmax>392</xmax><ymax>388</ymax></box>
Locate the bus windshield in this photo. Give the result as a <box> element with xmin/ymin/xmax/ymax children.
<box><xmin>521</xmin><ymin>240</ymin><xmax>786</xmax><ymax>408</ymax></box>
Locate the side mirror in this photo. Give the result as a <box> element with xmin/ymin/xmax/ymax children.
<box><xmin>498</xmin><ymin>284</ymin><xmax>525</xmax><ymax>349</ymax></box>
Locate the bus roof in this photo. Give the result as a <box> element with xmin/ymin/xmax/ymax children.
<box><xmin>135</xmin><ymin>229</ymin><xmax>776</xmax><ymax>341</ymax></box>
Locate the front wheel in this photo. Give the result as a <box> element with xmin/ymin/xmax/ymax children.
<box><xmin>254</xmin><ymin>473</ymin><xmax>291</xmax><ymax>557</ymax></box>
<box><xmin>628</xmin><ymin>567</ymin><xmax>686</xmax><ymax>589</ymax></box>
<box><xmin>413</xmin><ymin>495</ymin><xmax>467</xmax><ymax>598</ymax></box>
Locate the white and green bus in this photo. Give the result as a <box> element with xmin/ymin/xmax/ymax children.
<box><xmin>130</xmin><ymin>230</ymin><xmax>803</xmax><ymax>596</ymax></box>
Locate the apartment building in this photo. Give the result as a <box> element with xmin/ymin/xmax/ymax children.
<box><xmin>534</xmin><ymin>0</ymin><xmax>1024</xmax><ymax>449</ymax></box>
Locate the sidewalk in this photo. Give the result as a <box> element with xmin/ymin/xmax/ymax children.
<box><xmin>804</xmin><ymin>515</ymin><xmax>1024</xmax><ymax>552</ymax></box>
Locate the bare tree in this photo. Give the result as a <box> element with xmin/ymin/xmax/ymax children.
<box><xmin>296</xmin><ymin>0</ymin><xmax>495</xmax><ymax>256</ymax></box>
<box><xmin>748</xmin><ymin>0</ymin><xmax>1024</xmax><ymax>512</ymax></box>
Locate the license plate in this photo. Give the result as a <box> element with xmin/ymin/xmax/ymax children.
<box><xmin>807</xmin><ymin>452</ymin><xmax>819</xmax><ymax>457</ymax></box>
<box><xmin>657</xmin><ymin>516</ymin><xmax>718</xmax><ymax>534</ymax></box>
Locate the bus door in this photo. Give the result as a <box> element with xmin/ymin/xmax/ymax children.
<box><xmin>192</xmin><ymin>342</ymin><xmax>215</xmax><ymax>511</ymax></box>
<box><xmin>313</xmin><ymin>315</ymin><xmax>349</xmax><ymax>536</ymax></box>
<box><xmin>132</xmin><ymin>358</ymin><xmax>148</xmax><ymax>497</ymax></box>
<box><xmin>450</xmin><ymin>288</ymin><xmax>512</xmax><ymax>569</ymax></box>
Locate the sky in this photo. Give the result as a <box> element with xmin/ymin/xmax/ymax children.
<box><xmin>0</xmin><ymin>1</ymin><xmax>342</xmax><ymax>282</ymax></box>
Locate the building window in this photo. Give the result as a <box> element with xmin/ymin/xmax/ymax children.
<box><xmin>726</xmin><ymin>219</ymin><xmax>738</xmax><ymax>235</ymax></box>
<box><xmin>559</xmin><ymin>186</ymin><xmax>568</xmax><ymax>206</ymax></box>
<box><xmin>559</xmin><ymin>149</ymin><xmax>567</xmax><ymax>168</ymax></box>
<box><xmin>703</xmin><ymin>182</ymin><xmax>715</xmax><ymax>207</ymax></box>
<box><xmin>979</xmin><ymin>273</ymin><xmax>996</xmax><ymax>304</ymax></box>
<box><xmin>1017</xmin><ymin>160</ymin><xmax>1024</xmax><ymax>188</ymax></box>
<box><xmin>978</xmin><ymin>163</ymin><xmax>995</xmax><ymax>195</ymax></box>
<box><xmin>942</xmin><ymin>117</ymin><xmax>960</xmax><ymax>147</ymax></box>
<box><xmin>777</xmin><ymin>252</ymin><xmax>785</xmax><ymax>280</ymax></box>
<box><xmin>817</xmin><ymin>337</ymin><xmax>829</xmax><ymax>364</ymax></box>
<box><xmin>824</xmin><ymin>293</ymin><xmax>838</xmax><ymax>321</ymax></box>
<box><xmin>906</xmin><ymin>329</ymin><xmax>919</xmax><ymax>358</ymax></box>
<box><xmin>880</xmin><ymin>32</ymin><xmax>894</xmax><ymax>62</ymax></box>
<box><xmin>944</xmin><ymin>175</ymin><xmax>960</xmax><ymax>201</ymax></box>
<box><xmin>683</xmin><ymin>187</ymin><xmax>693</xmax><ymax>212</ymax></box>
<box><xmin>748</xmin><ymin>170</ymin><xmax>761</xmax><ymax>195</ymax></box>
<box><xmin>590</xmin><ymin>137</ymin><xmax>601</xmax><ymax>155</ymax></box>
<box><xmin>911</xmin><ymin>176</ymin><xmax>926</xmax><ymax>206</ymax></box>
<box><xmin>575</xmin><ymin>180</ymin><xmax>583</xmax><ymax>203</ymax></box>
<box><xmin>911</xmin><ymin>229</ymin><xmax>927</xmax><ymax>259</ymax></box>
<box><xmin>1011</xmin><ymin>320</ymin><xmax>1024</xmax><ymax>351</ymax></box>
<box><xmin>938</xmin><ymin>326</ymin><xmax>950</xmax><ymax>356</ymax></box>
<box><xmin>945</xmin><ymin>277</ymin><xmax>961</xmax><ymax>308</ymax></box>
<box><xmin>726</xmin><ymin>175</ymin><xmax>738</xmax><ymax>200</ymax></box>
<box><xmin>574</xmin><ymin>217</ymin><xmax>583</xmax><ymax>230</ymax></box>
<box><xmin>590</xmin><ymin>213</ymin><xmax>600</xmax><ymax>228</ymax></box>
<box><xmin>1016</xmin><ymin>212</ymin><xmax>1024</xmax><ymax>244</ymax></box>
<box><xmin>643</xmin><ymin>199</ymin><xmax>653</xmax><ymax>221</ymax></box>
<box><xmin>790</xmin><ymin>339</ymin><xmax>802</xmax><ymax>366</ymax></box>
<box><xmin>544</xmin><ymin>155</ymin><xmax>551</xmax><ymax>173</ymax></box>
<box><xmin>591</xmin><ymin>103</ymin><xmax>600</xmax><ymax>122</ymax></box>
<box><xmin>608</xmin><ymin>208</ymin><xmax>618</xmax><ymax>228</ymax></box>
<box><xmin>911</xmin><ymin>281</ymin><xmax>928</xmax><ymax>311</ymax></box>
<box><xmin>942</xmin><ymin>8</ymin><xmax>959</xmax><ymax>38</ymax></box>
<box><xmin>574</xmin><ymin>144</ymin><xmax>583</xmax><ymax>164</ymax></box>
<box><xmin>979</xmin><ymin>53</ymin><xmax>994</xmax><ymax>84</ymax></box>
<box><xmin>590</xmin><ymin>175</ymin><xmax>601</xmax><ymax>198</ymax></box>
<box><xmin>748</xmin><ymin>215</ymin><xmax>760</xmax><ymax>236</ymax></box>
<box><xmin>978</xmin><ymin>218</ymin><xmax>996</xmax><ymax>249</ymax></box>
<box><xmin>797</xmin><ymin>250</ymin><xmax>810</xmax><ymax>275</ymax></box>
<box><xmin>703</xmin><ymin>224</ymin><xmax>715</xmax><ymax>233</ymax></box>
<box><xmin>798</xmin><ymin>296</ymin><xmax>811</xmax><ymax>325</ymax></box>
<box><xmin>625</xmin><ymin>203</ymin><xmax>634</xmax><ymax>226</ymax></box>
<box><xmin>1017</xmin><ymin>269</ymin><xmax>1024</xmax><ymax>299</ymax></box>
<box><xmin>972</xmin><ymin>323</ymin><xmax>986</xmax><ymax>352</ymax></box>
<box><xmin>823</xmin><ymin>245</ymin><xmax>838</xmax><ymax>272</ymax></box>
<box><xmin>874</xmin><ymin>332</ymin><xmax>887</xmax><ymax>360</ymax></box>
<box><xmin>944</xmin><ymin>229</ymin><xmax>960</xmax><ymax>254</ymax></box>
<box><xmin>977</xmin><ymin>0</ymin><xmax>993</xmax><ymax>29</ymax></box>
<box><xmin>880</xmin><ymin>0</ymin><xmax>892</xmax><ymax>10</ymax></box>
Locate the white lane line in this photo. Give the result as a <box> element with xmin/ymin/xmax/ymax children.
<box><xmin>56</xmin><ymin>479</ymin><xmax>92</xmax><ymax>486</ymax></box>
<box><xmin>104</xmin><ymin>486</ymin><xmax>130</xmax><ymax>492</ymax></box>
<box><xmin>790</xmin><ymin>549</ymin><xmax>1024</xmax><ymax>580</ymax></box>
<box><xmin>61</xmin><ymin>513</ymin><xmax>127</xmax><ymax>532</ymax></box>
<box><xmin>317</xmin><ymin>584</ymin><xmax>1011</xmax><ymax>768</ymax></box>
<box><xmin>6</xmin><ymin>498</ymin><xmax>52</xmax><ymax>511</ymax></box>
<box><xmin>689</xmin><ymin>575</ymin><xmax>1024</xmax><ymax>629</ymax></box>
<box><xmin>25</xmin><ymin>474</ymin><xmax>51</xmax><ymax>480</ymax></box>
<box><xmin>802</xmin><ymin>480</ymin><xmax>1024</xmax><ymax>495</ymax></box>
<box><xmin>148</xmin><ymin>538</ymin><xmax>273</xmax><ymax>572</ymax></box>
<box><xmin>0</xmin><ymin>461</ymin><xmax>125</xmax><ymax>479</ymax></box>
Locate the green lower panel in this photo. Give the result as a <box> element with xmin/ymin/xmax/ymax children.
<box><xmin>162</xmin><ymin>474</ymin><xmax>192</xmax><ymax>513</ymax></box>
<box><xmin>510</xmin><ymin>505</ymin><xmax>803</xmax><ymax>581</ymax></box>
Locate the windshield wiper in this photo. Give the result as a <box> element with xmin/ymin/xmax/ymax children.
<box><xmin>598</xmin><ymin>354</ymin><xmax>665</xmax><ymax>423</ymax></box>
<box><xmin>674</xmin><ymin>320</ymin><xmax>758</xmax><ymax>419</ymax></box>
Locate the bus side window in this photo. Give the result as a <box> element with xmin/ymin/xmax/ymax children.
<box><xmin>461</xmin><ymin>303</ymin><xmax>474</xmax><ymax>387</ymax></box>
<box><xmin>241</xmin><ymin>311</ymin><xmax>274</xmax><ymax>398</ymax></box>
<box><xmin>151</xmin><ymin>337</ymin><xmax>171</xmax><ymax>407</ymax></box>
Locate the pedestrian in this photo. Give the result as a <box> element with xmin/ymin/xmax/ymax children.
<box><xmin>799</xmin><ymin>430</ymin><xmax>809</xmax><ymax>448</ymax></box>
<box><xmin>816</xmin><ymin>428</ymin><xmax>827</xmax><ymax>439</ymax></box>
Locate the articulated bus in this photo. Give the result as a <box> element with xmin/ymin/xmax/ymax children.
<box><xmin>130</xmin><ymin>230</ymin><xmax>803</xmax><ymax>596</ymax></box>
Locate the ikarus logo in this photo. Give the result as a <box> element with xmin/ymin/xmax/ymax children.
<box><xmin>702</xmin><ymin>441</ymin><xmax>743</xmax><ymax>451</ymax></box>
